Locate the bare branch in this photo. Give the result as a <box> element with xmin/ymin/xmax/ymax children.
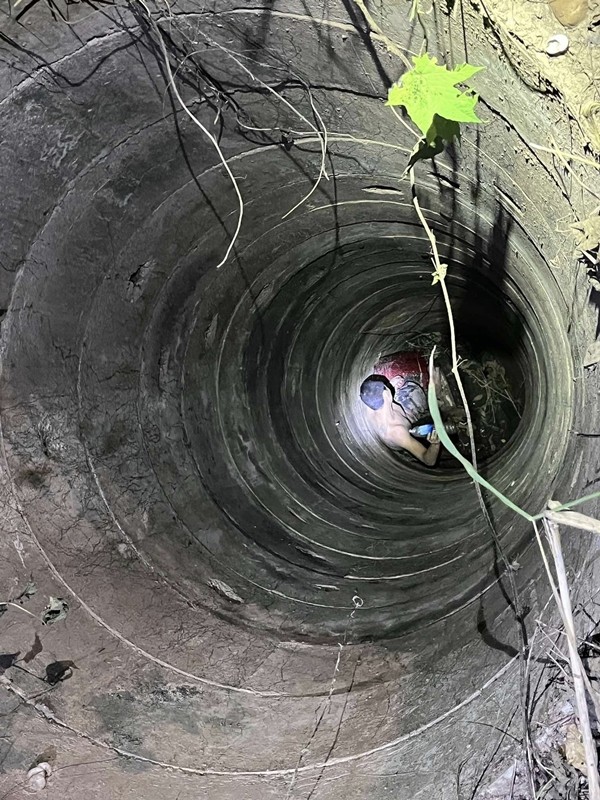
<box><xmin>544</xmin><ymin>507</ymin><xmax>600</xmax><ymax>536</ymax></box>
<box><xmin>543</xmin><ymin>516</ymin><xmax>600</xmax><ymax>798</ymax></box>
<box><xmin>135</xmin><ymin>0</ymin><xmax>244</xmax><ymax>270</ymax></box>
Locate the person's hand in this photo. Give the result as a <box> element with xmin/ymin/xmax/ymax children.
<box><xmin>427</xmin><ymin>430</ymin><xmax>440</xmax><ymax>444</ymax></box>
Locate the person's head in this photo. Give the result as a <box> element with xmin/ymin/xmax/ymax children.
<box><xmin>359</xmin><ymin>376</ymin><xmax>392</xmax><ymax>410</ymax></box>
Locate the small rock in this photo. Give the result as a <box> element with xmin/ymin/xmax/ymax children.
<box><xmin>27</xmin><ymin>762</ymin><xmax>51</xmax><ymax>792</ymax></box>
<box><xmin>546</xmin><ymin>33</ymin><xmax>570</xmax><ymax>54</ymax></box>
<box><xmin>548</xmin><ymin>0</ymin><xmax>588</xmax><ymax>26</ymax></box>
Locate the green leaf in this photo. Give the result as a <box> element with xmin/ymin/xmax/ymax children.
<box><xmin>386</xmin><ymin>53</ymin><xmax>485</xmax><ymax>137</ymax></box>
<box><xmin>387</xmin><ymin>83</ymin><xmax>408</xmax><ymax>107</ymax></box>
<box><xmin>449</xmin><ymin>62</ymin><xmax>485</xmax><ymax>83</ymax></box>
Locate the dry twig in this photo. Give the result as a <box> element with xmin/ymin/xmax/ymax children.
<box><xmin>544</xmin><ymin>507</ymin><xmax>600</xmax><ymax>536</ymax></box>
<box><xmin>528</xmin><ymin>142</ymin><xmax>600</xmax><ymax>171</ymax></box>
<box><xmin>543</xmin><ymin>515</ymin><xmax>600</xmax><ymax>798</ymax></box>
<box><xmin>135</xmin><ymin>0</ymin><xmax>244</xmax><ymax>270</ymax></box>
<box><xmin>155</xmin><ymin>1</ymin><xmax>331</xmax><ymax>220</ymax></box>
<box><xmin>409</xmin><ymin>164</ymin><xmax>535</xmax><ymax>797</ymax></box>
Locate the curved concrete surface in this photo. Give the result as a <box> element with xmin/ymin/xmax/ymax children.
<box><xmin>1</xmin><ymin>1</ymin><xmax>599</xmax><ymax>798</ymax></box>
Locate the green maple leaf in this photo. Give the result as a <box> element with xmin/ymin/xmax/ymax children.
<box><xmin>386</xmin><ymin>54</ymin><xmax>484</xmax><ymax>139</ymax></box>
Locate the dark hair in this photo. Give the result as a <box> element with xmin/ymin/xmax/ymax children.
<box><xmin>359</xmin><ymin>376</ymin><xmax>389</xmax><ymax>410</ymax></box>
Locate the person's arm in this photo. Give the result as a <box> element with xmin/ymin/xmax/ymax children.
<box><xmin>383</xmin><ymin>428</ymin><xmax>441</xmax><ymax>467</ymax></box>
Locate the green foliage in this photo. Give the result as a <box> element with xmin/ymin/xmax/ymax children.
<box><xmin>427</xmin><ymin>358</ymin><xmax>600</xmax><ymax>522</ymax></box>
<box><xmin>386</xmin><ymin>53</ymin><xmax>484</xmax><ymax>144</ymax></box>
